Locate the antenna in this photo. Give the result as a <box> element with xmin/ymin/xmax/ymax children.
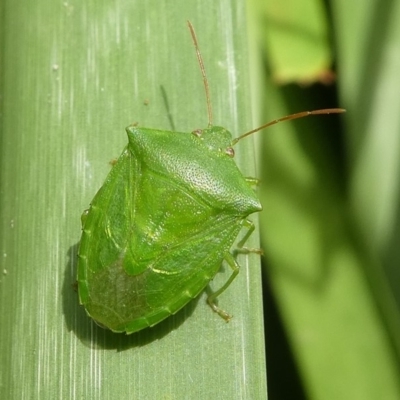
<box><xmin>187</xmin><ymin>21</ymin><xmax>213</xmax><ymax>127</ymax></box>
<box><xmin>231</xmin><ymin>108</ymin><xmax>346</xmax><ymax>146</ymax></box>
<box><xmin>187</xmin><ymin>21</ymin><xmax>345</xmax><ymax>142</ymax></box>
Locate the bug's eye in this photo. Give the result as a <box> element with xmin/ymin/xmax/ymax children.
<box><xmin>225</xmin><ymin>147</ymin><xmax>235</xmax><ymax>157</ymax></box>
<box><xmin>191</xmin><ymin>129</ymin><xmax>203</xmax><ymax>137</ymax></box>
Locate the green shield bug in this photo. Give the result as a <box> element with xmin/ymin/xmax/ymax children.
<box><xmin>77</xmin><ymin>21</ymin><xmax>345</xmax><ymax>334</ymax></box>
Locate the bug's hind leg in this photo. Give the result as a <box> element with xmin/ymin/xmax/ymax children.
<box><xmin>206</xmin><ymin>252</ymin><xmax>239</xmax><ymax>322</ymax></box>
<box><xmin>206</xmin><ymin>219</ymin><xmax>262</xmax><ymax>321</ymax></box>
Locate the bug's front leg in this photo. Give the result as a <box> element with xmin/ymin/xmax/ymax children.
<box><xmin>245</xmin><ymin>177</ymin><xmax>260</xmax><ymax>186</ymax></box>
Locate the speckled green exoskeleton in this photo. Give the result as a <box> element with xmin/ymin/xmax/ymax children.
<box><xmin>77</xmin><ymin>21</ymin><xmax>344</xmax><ymax>334</ymax></box>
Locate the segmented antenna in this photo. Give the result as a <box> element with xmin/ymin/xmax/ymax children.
<box><xmin>187</xmin><ymin>21</ymin><xmax>213</xmax><ymax>127</ymax></box>
<box><xmin>187</xmin><ymin>21</ymin><xmax>345</xmax><ymax>141</ymax></box>
<box><xmin>231</xmin><ymin>108</ymin><xmax>346</xmax><ymax>145</ymax></box>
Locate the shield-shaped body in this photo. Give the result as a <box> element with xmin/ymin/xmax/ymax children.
<box><xmin>77</xmin><ymin>125</ymin><xmax>261</xmax><ymax>333</ymax></box>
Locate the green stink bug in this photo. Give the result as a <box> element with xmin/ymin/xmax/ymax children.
<box><xmin>77</xmin><ymin>22</ymin><xmax>344</xmax><ymax>333</ymax></box>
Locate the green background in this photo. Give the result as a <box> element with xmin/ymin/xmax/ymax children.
<box><xmin>252</xmin><ymin>0</ymin><xmax>400</xmax><ymax>398</ymax></box>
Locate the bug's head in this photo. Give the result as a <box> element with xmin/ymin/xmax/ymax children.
<box><xmin>191</xmin><ymin>126</ymin><xmax>235</xmax><ymax>158</ymax></box>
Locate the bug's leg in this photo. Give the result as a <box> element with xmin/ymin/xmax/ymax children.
<box><xmin>245</xmin><ymin>177</ymin><xmax>260</xmax><ymax>186</ymax></box>
<box><xmin>207</xmin><ymin>219</ymin><xmax>262</xmax><ymax>321</ymax></box>
<box><xmin>234</xmin><ymin>219</ymin><xmax>263</xmax><ymax>255</ymax></box>
<box><xmin>207</xmin><ymin>252</ymin><xmax>239</xmax><ymax>322</ymax></box>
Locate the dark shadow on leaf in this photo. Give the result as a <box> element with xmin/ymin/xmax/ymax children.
<box><xmin>160</xmin><ymin>85</ymin><xmax>176</xmax><ymax>132</ymax></box>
